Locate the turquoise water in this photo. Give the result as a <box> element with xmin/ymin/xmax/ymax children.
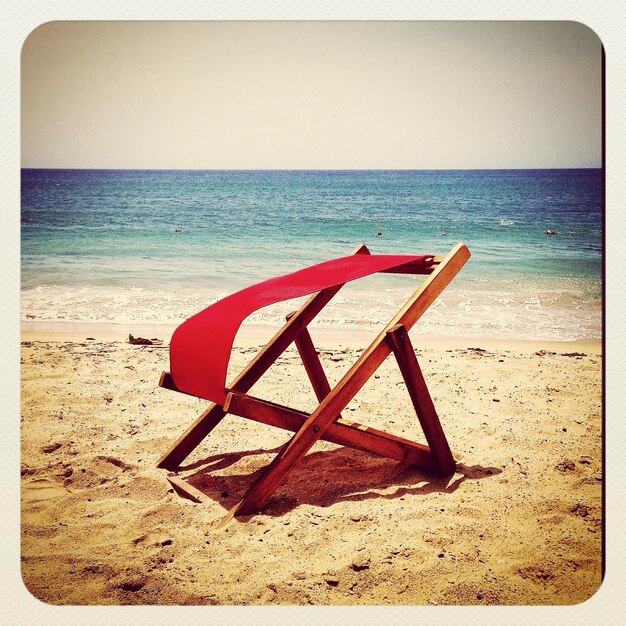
<box><xmin>21</xmin><ymin>169</ymin><xmax>602</xmax><ymax>340</ymax></box>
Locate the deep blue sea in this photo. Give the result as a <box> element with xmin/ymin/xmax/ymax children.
<box><xmin>21</xmin><ymin>169</ymin><xmax>603</xmax><ymax>341</ymax></box>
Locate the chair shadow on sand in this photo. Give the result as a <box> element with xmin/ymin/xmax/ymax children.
<box><xmin>170</xmin><ymin>444</ymin><xmax>502</xmax><ymax>519</ymax></box>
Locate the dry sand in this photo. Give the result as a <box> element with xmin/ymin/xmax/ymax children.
<box><xmin>20</xmin><ymin>326</ymin><xmax>603</xmax><ymax>606</ymax></box>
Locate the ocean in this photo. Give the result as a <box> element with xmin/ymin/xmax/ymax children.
<box><xmin>20</xmin><ymin>169</ymin><xmax>603</xmax><ymax>341</ymax></box>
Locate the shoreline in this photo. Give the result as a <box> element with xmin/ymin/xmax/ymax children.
<box><xmin>20</xmin><ymin>322</ymin><xmax>602</xmax><ymax>356</ymax></box>
<box><xmin>20</xmin><ymin>281</ymin><xmax>603</xmax><ymax>348</ymax></box>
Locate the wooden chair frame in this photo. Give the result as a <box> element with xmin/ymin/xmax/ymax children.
<box><xmin>157</xmin><ymin>242</ymin><xmax>471</xmax><ymax>519</ymax></box>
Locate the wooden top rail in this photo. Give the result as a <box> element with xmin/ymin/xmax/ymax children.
<box><xmin>380</xmin><ymin>255</ymin><xmax>442</xmax><ymax>275</ymax></box>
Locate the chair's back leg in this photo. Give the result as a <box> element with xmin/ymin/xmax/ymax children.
<box><xmin>157</xmin><ymin>244</ymin><xmax>370</xmax><ymax>470</ymax></box>
<box><xmin>157</xmin><ymin>403</ymin><xmax>227</xmax><ymax>470</ymax></box>
<box><xmin>286</xmin><ymin>312</ymin><xmax>333</xmax><ymax>403</ymax></box>
<box><xmin>386</xmin><ymin>323</ymin><xmax>456</xmax><ymax>475</ymax></box>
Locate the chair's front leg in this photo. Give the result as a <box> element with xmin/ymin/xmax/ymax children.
<box><xmin>229</xmin><ymin>405</ymin><xmax>335</xmax><ymax>516</ymax></box>
<box><xmin>231</xmin><ymin>338</ymin><xmax>392</xmax><ymax>516</ymax></box>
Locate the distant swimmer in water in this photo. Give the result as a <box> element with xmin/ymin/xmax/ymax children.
<box><xmin>545</xmin><ymin>229</ymin><xmax>556</xmax><ymax>236</ymax></box>
<box><xmin>440</xmin><ymin>230</ymin><xmax>447</xmax><ymax>236</ymax></box>
<box><xmin>174</xmin><ymin>226</ymin><xmax>181</xmax><ymax>233</ymax></box>
<box><xmin>376</xmin><ymin>230</ymin><xmax>382</xmax><ymax>236</ymax></box>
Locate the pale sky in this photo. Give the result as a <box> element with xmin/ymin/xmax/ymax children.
<box><xmin>21</xmin><ymin>21</ymin><xmax>602</xmax><ymax>169</ymax></box>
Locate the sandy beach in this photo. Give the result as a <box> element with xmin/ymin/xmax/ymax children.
<box><xmin>18</xmin><ymin>234</ymin><xmax>605</xmax><ymax>611</ymax></box>
<box><xmin>19</xmin><ymin>324</ymin><xmax>602</xmax><ymax>606</ymax></box>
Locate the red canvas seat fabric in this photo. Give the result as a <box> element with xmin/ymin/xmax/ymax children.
<box><xmin>169</xmin><ymin>253</ymin><xmax>433</xmax><ymax>404</ymax></box>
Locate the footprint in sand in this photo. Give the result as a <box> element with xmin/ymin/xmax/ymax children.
<box><xmin>22</xmin><ymin>477</ymin><xmax>68</xmax><ymax>502</ymax></box>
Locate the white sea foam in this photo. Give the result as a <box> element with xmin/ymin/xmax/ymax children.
<box><xmin>21</xmin><ymin>169</ymin><xmax>603</xmax><ymax>343</ymax></box>
<box><xmin>21</xmin><ymin>282</ymin><xmax>602</xmax><ymax>342</ymax></box>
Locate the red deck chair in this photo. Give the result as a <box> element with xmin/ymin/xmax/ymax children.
<box><xmin>158</xmin><ymin>242</ymin><xmax>471</xmax><ymax>520</ymax></box>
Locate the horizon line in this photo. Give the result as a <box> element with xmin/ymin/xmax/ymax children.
<box><xmin>20</xmin><ymin>166</ymin><xmax>603</xmax><ymax>172</ymax></box>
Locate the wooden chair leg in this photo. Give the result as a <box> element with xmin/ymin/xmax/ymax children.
<box><xmin>286</xmin><ymin>313</ymin><xmax>332</xmax><ymax>403</ymax></box>
<box><xmin>386</xmin><ymin>324</ymin><xmax>456</xmax><ymax>475</ymax></box>
<box><xmin>157</xmin><ymin>402</ymin><xmax>227</xmax><ymax>470</ymax></box>
<box><xmin>230</xmin><ymin>405</ymin><xmax>339</xmax><ymax>516</ymax></box>
<box><xmin>286</xmin><ymin>312</ymin><xmax>346</xmax><ymax>425</ymax></box>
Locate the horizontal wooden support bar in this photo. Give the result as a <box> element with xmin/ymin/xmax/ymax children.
<box><xmin>223</xmin><ymin>391</ymin><xmax>436</xmax><ymax>470</ymax></box>
<box><xmin>379</xmin><ymin>256</ymin><xmax>439</xmax><ymax>275</ymax></box>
